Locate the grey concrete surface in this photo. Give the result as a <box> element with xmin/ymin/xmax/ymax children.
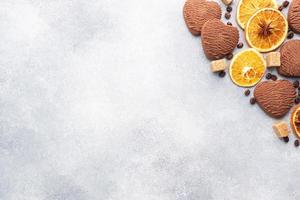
<box><xmin>0</xmin><ymin>0</ymin><xmax>300</xmax><ymax>199</ymax></box>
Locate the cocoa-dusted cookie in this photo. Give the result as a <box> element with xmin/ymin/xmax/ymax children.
<box><xmin>183</xmin><ymin>0</ymin><xmax>221</xmax><ymax>36</ymax></box>
<box><xmin>288</xmin><ymin>0</ymin><xmax>300</xmax><ymax>33</ymax></box>
<box><xmin>277</xmin><ymin>40</ymin><xmax>300</xmax><ymax>77</ymax></box>
<box><xmin>201</xmin><ymin>19</ymin><xmax>239</xmax><ymax>60</ymax></box>
<box><xmin>254</xmin><ymin>80</ymin><xmax>296</xmax><ymax>118</ymax></box>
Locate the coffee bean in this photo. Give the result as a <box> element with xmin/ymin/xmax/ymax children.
<box><xmin>271</xmin><ymin>75</ymin><xmax>277</xmax><ymax>81</ymax></box>
<box><xmin>278</xmin><ymin>5</ymin><xmax>284</xmax><ymax>11</ymax></box>
<box><xmin>295</xmin><ymin>139</ymin><xmax>299</xmax><ymax>147</ymax></box>
<box><xmin>219</xmin><ymin>70</ymin><xmax>226</xmax><ymax>78</ymax></box>
<box><xmin>287</xmin><ymin>31</ymin><xmax>294</xmax><ymax>39</ymax></box>
<box><xmin>283</xmin><ymin>136</ymin><xmax>289</xmax><ymax>143</ymax></box>
<box><xmin>283</xmin><ymin>1</ymin><xmax>290</xmax><ymax>8</ymax></box>
<box><xmin>250</xmin><ymin>97</ymin><xmax>256</xmax><ymax>105</ymax></box>
<box><xmin>266</xmin><ymin>73</ymin><xmax>272</xmax><ymax>80</ymax></box>
<box><xmin>227</xmin><ymin>22</ymin><xmax>232</xmax><ymax>26</ymax></box>
<box><xmin>226</xmin><ymin>6</ymin><xmax>232</xmax><ymax>13</ymax></box>
<box><xmin>293</xmin><ymin>80</ymin><xmax>299</xmax><ymax>88</ymax></box>
<box><xmin>225</xmin><ymin>12</ymin><xmax>231</xmax><ymax>19</ymax></box>
<box><xmin>244</xmin><ymin>89</ymin><xmax>250</xmax><ymax>96</ymax></box>
<box><xmin>237</xmin><ymin>42</ymin><xmax>243</xmax><ymax>49</ymax></box>
<box><xmin>226</xmin><ymin>53</ymin><xmax>233</xmax><ymax>60</ymax></box>
<box><xmin>295</xmin><ymin>98</ymin><xmax>300</xmax><ymax>104</ymax></box>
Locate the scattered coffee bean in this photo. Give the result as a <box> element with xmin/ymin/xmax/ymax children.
<box><xmin>237</xmin><ymin>42</ymin><xmax>243</xmax><ymax>48</ymax></box>
<box><xmin>283</xmin><ymin>1</ymin><xmax>290</xmax><ymax>8</ymax></box>
<box><xmin>244</xmin><ymin>89</ymin><xmax>250</xmax><ymax>96</ymax></box>
<box><xmin>227</xmin><ymin>22</ymin><xmax>232</xmax><ymax>26</ymax></box>
<box><xmin>226</xmin><ymin>6</ymin><xmax>232</xmax><ymax>13</ymax></box>
<box><xmin>295</xmin><ymin>139</ymin><xmax>299</xmax><ymax>147</ymax></box>
<box><xmin>266</xmin><ymin>73</ymin><xmax>272</xmax><ymax>80</ymax></box>
<box><xmin>278</xmin><ymin>5</ymin><xmax>284</xmax><ymax>11</ymax></box>
<box><xmin>250</xmin><ymin>97</ymin><xmax>256</xmax><ymax>105</ymax></box>
<box><xmin>295</xmin><ymin>98</ymin><xmax>300</xmax><ymax>104</ymax></box>
<box><xmin>287</xmin><ymin>31</ymin><xmax>294</xmax><ymax>39</ymax></box>
<box><xmin>293</xmin><ymin>80</ymin><xmax>299</xmax><ymax>88</ymax></box>
<box><xmin>225</xmin><ymin>12</ymin><xmax>231</xmax><ymax>19</ymax></box>
<box><xmin>219</xmin><ymin>70</ymin><xmax>226</xmax><ymax>78</ymax></box>
<box><xmin>283</xmin><ymin>136</ymin><xmax>289</xmax><ymax>143</ymax></box>
<box><xmin>226</xmin><ymin>53</ymin><xmax>233</xmax><ymax>60</ymax></box>
<box><xmin>271</xmin><ymin>75</ymin><xmax>277</xmax><ymax>81</ymax></box>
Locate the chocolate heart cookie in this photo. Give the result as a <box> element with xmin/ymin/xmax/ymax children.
<box><xmin>201</xmin><ymin>19</ymin><xmax>239</xmax><ymax>60</ymax></box>
<box><xmin>288</xmin><ymin>0</ymin><xmax>300</xmax><ymax>33</ymax></box>
<box><xmin>254</xmin><ymin>80</ymin><xmax>296</xmax><ymax>118</ymax></box>
<box><xmin>277</xmin><ymin>40</ymin><xmax>300</xmax><ymax>77</ymax></box>
<box><xmin>183</xmin><ymin>0</ymin><xmax>222</xmax><ymax>36</ymax></box>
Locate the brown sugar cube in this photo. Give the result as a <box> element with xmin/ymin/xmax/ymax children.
<box><xmin>222</xmin><ymin>0</ymin><xmax>233</xmax><ymax>5</ymax></box>
<box><xmin>266</xmin><ymin>52</ymin><xmax>281</xmax><ymax>68</ymax></box>
<box><xmin>272</xmin><ymin>121</ymin><xmax>289</xmax><ymax>138</ymax></box>
<box><xmin>211</xmin><ymin>59</ymin><xmax>227</xmax><ymax>72</ymax></box>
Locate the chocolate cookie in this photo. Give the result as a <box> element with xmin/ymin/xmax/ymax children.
<box><xmin>183</xmin><ymin>0</ymin><xmax>222</xmax><ymax>36</ymax></box>
<box><xmin>254</xmin><ymin>80</ymin><xmax>296</xmax><ymax>118</ymax></box>
<box><xmin>201</xmin><ymin>19</ymin><xmax>239</xmax><ymax>60</ymax></box>
<box><xmin>277</xmin><ymin>40</ymin><xmax>300</xmax><ymax>77</ymax></box>
<box><xmin>288</xmin><ymin>0</ymin><xmax>300</xmax><ymax>33</ymax></box>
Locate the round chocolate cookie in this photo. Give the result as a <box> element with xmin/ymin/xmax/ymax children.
<box><xmin>254</xmin><ymin>80</ymin><xmax>296</xmax><ymax>118</ymax></box>
<box><xmin>183</xmin><ymin>0</ymin><xmax>222</xmax><ymax>36</ymax></box>
<box><xmin>288</xmin><ymin>0</ymin><xmax>300</xmax><ymax>33</ymax></box>
<box><xmin>277</xmin><ymin>40</ymin><xmax>300</xmax><ymax>77</ymax></box>
<box><xmin>201</xmin><ymin>19</ymin><xmax>239</xmax><ymax>60</ymax></box>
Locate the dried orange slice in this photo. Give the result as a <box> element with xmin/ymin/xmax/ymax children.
<box><xmin>291</xmin><ymin>104</ymin><xmax>300</xmax><ymax>138</ymax></box>
<box><xmin>245</xmin><ymin>8</ymin><xmax>288</xmax><ymax>52</ymax></box>
<box><xmin>229</xmin><ymin>49</ymin><xmax>266</xmax><ymax>87</ymax></box>
<box><xmin>237</xmin><ymin>0</ymin><xmax>277</xmax><ymax>29</ymax></box>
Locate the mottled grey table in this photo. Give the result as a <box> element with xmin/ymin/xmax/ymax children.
<box><xmin>1</xmin><ymin>0</ymin><xmax>300</xmax><ymax>199</ymax></box>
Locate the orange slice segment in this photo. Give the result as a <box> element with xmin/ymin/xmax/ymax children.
<box><xmin>291</xmin><ymin>104</ymin><xmax>300</xmax><ymax>138</ymax></box>
<box><xmin>229</xmin><ymin>49</ymin><xmax>266</xmax><ymax>87</ymax></box>
<box><xmin>245</xmin><ymin>8</ymin><xmax>288</xmax><ymax>53</ymax></box>
<box><xmin>237</xmin><ymin>0</ymin><xmax>277</xmax><ymax>29</ymax></box>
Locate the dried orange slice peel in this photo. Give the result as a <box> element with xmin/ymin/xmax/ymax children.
<box><xmin>245</xmin><ymin>8</ymin><xmax>288</xmax><ymax>53</ymax></box>
<box><xmin>237</xmin><ymin>0</ymin><xmax>277</xmax><ymax>29</ymax></box>
<box><xmin>291</xmin><ymin>104</ymin><xmax>300</xmax><ymax>138</ymax></box>
<box><xmin>229</xmin><ymin>49</ymin><xmax>266</xmax><ymax>87</ymax></box>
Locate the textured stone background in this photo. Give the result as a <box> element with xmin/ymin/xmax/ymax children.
<box><xmin>1</xmin><ymin>0</ymin><xmax>300</xmax><ymax>199</ymax></box>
